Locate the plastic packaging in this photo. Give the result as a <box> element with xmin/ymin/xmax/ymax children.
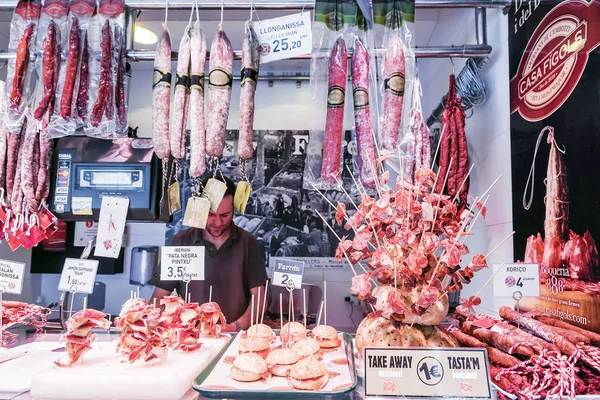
<box><xmin>47</xmin><ymin>0</ymin><xmax>95</xmax><ymax>138</ymax></box>
<box><xmin>4</xmin><ymin>0</ymin><xmax>41</xmax><ymax>134</ymax></box>
<box><xmin>83</xmin><ymin>0</ymin><xmax>126</xmax><ymax>139</ymax></box>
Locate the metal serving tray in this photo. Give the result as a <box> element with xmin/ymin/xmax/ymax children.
<box><xmin>193</xmin><ymin>331</ymin><xmax>358</xmax><ymax>399</ymax></box>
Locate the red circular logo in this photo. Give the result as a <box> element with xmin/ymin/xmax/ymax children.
<box><xmin>383</xmin><ymin>380</ymin><xmax>396</xmax><ymax>393</ymax></box>
<box><xmin>505</xmin><ymin>276</ymin><xmax>516</xmax><ymax>287</ymax></box>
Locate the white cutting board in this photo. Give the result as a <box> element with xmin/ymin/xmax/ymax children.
<box><xmin>30</xmin><ymin>337</ymin><xmax>229</xmax><ymax>400</ymax></box>
<box><xmin>0</xmin><ymin>342</ymin><xmax>65</xmax><ymax>393</ymax></box>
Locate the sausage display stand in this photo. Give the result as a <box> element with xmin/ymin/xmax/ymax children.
<box><xmin>3</xmin><ymin>0</ymin><xmax>600</xmax><ymax>399</ymax></box>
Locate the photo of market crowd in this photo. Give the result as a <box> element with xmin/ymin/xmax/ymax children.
<box><xmin>166</xmin><ymin>130</ymin><xmax>361</xmax><ymax>266</ymax></box>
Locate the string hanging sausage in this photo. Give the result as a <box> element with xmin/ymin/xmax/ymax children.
<box><xmin>10</xmin><ymin>23</ymin><xmax>36</xmax><ymax>110</ymax></box>
<box><xmin>238</xmin><ymin>20</ymin><xmax>260</xmax><ymax>161</ymax></box>
<box><xmin>75</xmin><ymin>32</ymin><xmax>89</xmax><ymax>120</ymax></box>
<box><xmin>381</xmin><ymin>35</ymin><xmax>405</xmax><ymax>151</ymax></box>
<box><xmin>33</xmin><ymin>21</ymin><xmax>57</xmax><ymax>120</ymax></box>
<box><xmin>90</xmin><ymin>20</ymin><xmax>112</xmax><ymax>127</ymax></box>
<box><xmin>59</xmin><ymin>17</ymin><xmax>79</xmax><ymax>120</ymax></box>
<box><xmin>151</xmin><ymin>25</ymin><xmax>172</xmax><ymax>160</ymax></box>
<box><xmin>170</xmin><ymin>26</ymin><xmax>191</xmax><ymax>160</ymax></box>
<box><xmin>188</xmin><ymin>21</ymin><xmax>207</xmax><ymax>178</ymax></box>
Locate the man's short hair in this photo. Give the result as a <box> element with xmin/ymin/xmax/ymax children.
<box><xmin>202</xmin><ymin>175</ymin><xmax>237</xmax><ymax>198</ymax></box>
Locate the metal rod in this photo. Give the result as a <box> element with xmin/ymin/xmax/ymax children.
<box><xmin>475</xmin><ymin>7</ymin><xmax>488</xmax><ymax>45</ymax></box>
<box><xmin>0</xmin><ymin>0</ymin><xmax>510</xmax><ymax>11</ymax></box>
<box><xmin>127</xmin><ymin>44</ymin><xmax>492</xmax><ymax>61</ymax></box>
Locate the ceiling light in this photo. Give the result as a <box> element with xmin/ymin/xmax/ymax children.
<box><xmin>134</xmin><ymin>25</ymin><xmax>158</xmax><ymax>45</ymax></box>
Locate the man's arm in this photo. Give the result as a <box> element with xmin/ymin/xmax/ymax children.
<box><xmin>222</xmin><ymin>284</ymin><xmax>266</xmax><ymax>332</ymax></box>
<box><xmin>149</xmin><ymin>287</ymin><xmax>172</xmax><ymax>311</ymax></box>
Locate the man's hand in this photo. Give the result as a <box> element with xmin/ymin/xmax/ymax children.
<box><xmin>222</xmin><ymin>322</ymin><xmax>238</xmax><ymax>332</ymax></box>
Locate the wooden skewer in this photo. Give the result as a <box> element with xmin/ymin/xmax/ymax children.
<box><xmin>314</xmin><ymin>209</ymin><xmax>359</xmax><ymax>277</ymax></box>
<box><xmin>209</xmin><ymin>286</ymin><xmax>212</xmax><ymax>303</ymax></box>
<box><xmin>316</xmin><ymin>301</ymin><xmax>324</xmax><ymax>328</ymax></box>
<box><xmin>279</xmin><ymin>293</ymin><xmax>283</xmax><ymax>332</ymax></box>
<box><xmin>137</xmin><ymin>287</ymin><xmax>140</xmax><ymax>299</ymax></box>
<box><xmin>83</xmin><ymin>296</ymin><xmax>87</xmax><ymax>310</ymax></box>
<box><xmin>479</xmin><ymin>174</ymin><xmax>502</xmax><ymax>201</ymax></box>
<box><xmin>430</xmin><ymin>158</ymin><xmax>454</xmax><ymax>234</ymax></box>
<box><xmin>187</xmin><ymin>293</ymin><xmax>191</xmax><ymax>303</ymax></box>
<box><xmin>130</xmin><ymin>290</ymin><xmax>133</xmax><ymax>300</ymax></box>
<box><xmin>256</xmin><ymin>287</ymin><xmax>262</xmax><ymax>325</ymax></box>
<box><xmin>250</xmin><ymin>294</ymin><xmax>255</xmax><ymax>332</ymax></box>
<box><xmin>485</xmin><ymin>232</ymin><xmax>515</xmax><ymax>260</ymax></box>
<box><xmin>291</xmin><ymin>288</ymin><xmax>295</xmax><ymax>322</ymax></box>
<box><xmin>461</xmin><ymin>195</ymin><xmax>491</xmax><ymax>245</ymax></box>
<box><xmin>261</xmin><ymin>280</ymin><xmax>268</xmax><ymax>325</ymax></box>
<box><xmin>474</xmin><ymin>263</ymin><xmax>506</xmax><ymax>300</ymax></box>
<box><xmin>332</xmin><ymin>175</ymin><xmax>360</xmax><ymax>210</ymax></box>
<box><xmin>324</xmin><ymin>280</ymin><xmax>327</xmax><ymax>326</ymax></box>
<box><xmin>453</xmin><ymin>163</ymin><xmax>475</xmax><ymax>204</ymax></box>
<box><xmin>430</xmin><ymin>125</ymin><xmax>446</xmax><ymax>170</ymax></box>
<box><xmin>153</xmin><ymin>298</ymin><xmax>157</xmax><ymax>308</ymax></box>
<box><xmin>303</xmin><ymin>288</ymin><xmax>307</xmax><ymax>329</ymax></box>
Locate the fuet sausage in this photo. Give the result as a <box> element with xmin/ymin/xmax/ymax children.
<box><xmin>238</xmin><ymin>20</ymin><xmax>260</xmax><ymax>160</ymax></box>
<box><xmin>152</xmin><ymin>24</ymin><xmax>172</xmax><ymax>160</ymax></box>
<box><xmin>21</xmin><ymin>116</ymin><xmax>39</xmax><ymax>212</ymax></box>
<box><xmin>5</xmin><ymin>132</ymin><xmax>21</xmax><ymax>202</ymax></box>
<box><xmin>189</xmin><ymin>21</ymin><xmax>207</xmax><ymax>177</ymax></box>
<box><xmin>33</xmin><ymin>21</ymin><xmax>57</xmax><ymax>120</ymax></box>
<box><xmin>535</xmin><ymin>315</ymin><xmax>600</xmax><ymax>347</ymax></box>
<box><xmin>206</xmin><ymin>28</ymin><xmax>233</xmax><ymax>158</ymax></box>
<box><xmin>351</xmin><ymin>37</ymin><xmax>376</xmax><ymax>190</ymax></box>
<box><xmin>321</xmin><ymin>37</ymin><xmax>347</xmax><ymax>185</ymax></box>
<box><xmin>170</xmin><ymin>25</ymin><xmax>191</xmax><ymax>160</ymax></box>
<box><xmin>381</xmin><ymin>35</ymin><xmax>405</xmax><ymax>151</ymax></box>
<box><xmin>35</xmin><ymin>125</ymin><xmax>51</xmax><ymax>204</ymax></box>
<box><xmin>75</xmin><ymin>32</ymin><xmax>90</xmax><ymax>120</ymax></box>
<box><xmin>59</xmin><ymin>17</ymin><xmax>80</xmax><ymax>119</ymax></box>
<box><xmin>90</xmin><ymin>20</ymin><xmax>112</xmax><ymax>127</ymax></box>
<box><xmin>10</xmin><ymin>23</ymin><xmax>36</xmax><ymax>110</ymax></box>
<box><xmin>449</xmin><ymin>328</ymin><xmax>520</xmax><ymax>368</ymax></box>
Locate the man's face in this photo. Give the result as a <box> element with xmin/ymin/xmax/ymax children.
<box><xmin>206</xmin><ymin>195</ymin><xmax>234</xmax><ymax>238</ymax></box>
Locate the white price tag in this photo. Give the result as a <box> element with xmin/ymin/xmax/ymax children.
<box><xmin>58</xmin><ymin>258</ymin><xmax>99</xmax><ymax>294</ymax></box>
<box><xmin>0</xmin><ymin>259</ymin><xmax>25</xmax><ymax>295</ymax></box>
<box><xmin>254</xmin><ymin>12</ymin><xmax>312</xmax><ymax>64</ymax></box>
<box><xmin>272</xmin><ymin>258</ymin><xmax>304</xmax><ymax>288</ymax></box>
<box><xmin>493</xmin><ymin>263</ymin><xmax>540</xmax><ymax>298</ymax></box>
<box><xmin>94</xmin><ymin>196</ymin><xmax>129</xmax><ymax>259</ymax></box>
<box><xmin>160</xmin><ymin>246</ymin><xmax>205</xmax><ymax>281</ymax></box>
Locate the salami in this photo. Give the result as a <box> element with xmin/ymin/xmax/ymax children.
<box><xmin>33</xmin><ymin>21</ymin><xmax>57</xmax><ymax>120</ymax></box>
<box><xmin>59</xmin><ymin>17</ymin><xmax>80</xmax><ymax>120</ymax></box>
<box><xmin>381</xmin><ymin>35</ymin><xmax>405</xmax><ymax>151</ymax></box>
<box><xmin>90</xmin><ymin>20</ymin><xmax>112</xmax><ymax>127</ymax></box>
<box><xmin>320</xmin><ymin>37</ymin><xmax>347</xmax><ymax>185</ymax></box>
<box><xmin>10</xmin><ymin>23</ymin><xmax>36</xmax><ymax>110</ymax></box>
<box><xmin>5</xmin><ymin>132</ymin><xmax>21</xmax><ymax>202</ymax></box>
<box><xmin>75</xmin><ymin>32</ymin><xmax>89</xmax><ymax>120</ymax></box>
<box><xmin>449</xmin><ymin>328</ymin><xmax>520</xmax><ymax>368</ymax></box>
<box><xmin>351</xmin><ymin>37</ymin><xmax>376</xmax><ymax>189</ymax></box>
<box><xmin>0</xmin><ymin>128</ymin><xmax>6</xmax><ymax>193</ymax></box>
<box><xmin>238</xmin><ymin>21</ymin><xmax>260</xmax><ymax>160</ymax></box>
<box><xmin>11</xmin><ymin>129</ymin><xmax>25</xmax><ymax>214</ymax></box>
<box><xmin>114</xmin><ymin>24</ymin><xmax>127</xmax><ymax>130</ymax></box>
<box><xmin>170</xmin><ymin>26</ymin><xmax>191</xmax><ymax>160</ymax></box>
<box><xmin>461</xmin><ymin>320</ymin><xmax>535</xmax><ymax>357</ymax></box>
<box><xmin>21</xmin><ymin>117</ymin><xmax>39</xmax><ymax>212</ymax></box>
<box><xmin>206</xmin><ymin>28</ymin><xmax>233</xmax><ymax>158</ymax></box>
<box><xmin>35</xmin><ymin>126</ymin><xmax>51</xmax><ymax>203</ymax></box>
<box><xmin>499</xmin><ymin>306</ymin><xmax>600</xmax><ymax>373</ymax></box>
<box><xmin>188</xmin><ymin>21</ymin><xmax>207</xmax><ymax>178</ymax></box>
<box><xmin>535</xmin><ymin>315</ymin><xmax>600</xmax><ymax>347</ymax></box>
<box><xmin>152</xmin><ymin>24</ymin><xmax>172</xmax><ymax>160</ymax></box>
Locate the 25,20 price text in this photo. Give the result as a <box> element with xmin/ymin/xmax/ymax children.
<box><xmin>272</xmin><ymin>38</ymin><xmax>302</xmax><ymax>53</ymax></box>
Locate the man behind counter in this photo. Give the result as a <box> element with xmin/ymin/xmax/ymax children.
<box><xmin>149</xmin><ymin>176</ymin><xmax>268</xmax><ymax>332</ymax></box>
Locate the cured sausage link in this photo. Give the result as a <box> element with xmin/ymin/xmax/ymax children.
<box><xmin>461</xmin><ymin>320</ymin><xmax>535</xmax><ymax>357</ymax></box>
<box><xmin>351</xmin><ymin>37</ymin><xmax>376</xmax><ymax>189</ymax></box>
<box><xmin>21</xmin><ymin>119</ymin><xmax>38</xmax><ymax>212</ymax></box>
<box><xmin>206</xmin><ymin>28</ymin><xmax>233</xmax><ymax>158</ymax></box>
<box><xmin>76</xmin><ymin>32</ymin><xmax>90</xmax><ymax>119</ymax></box>
<box><xmin>449</xmin><ymin>328</ymin><xmax>520</xmax><ymax>368</ymax></box>
<box><xmin>321</xmin><ymin>37</ymin><xmax>347</xmax><ymax>185</ymax></box>
<box><xmin>60</xmin><ymin>17</ymin><xmax>80</xmax><ymax>120</ymax></box>
<box><xmin>90</xmin><ymin>20</ymin><xmax>112</xmax><ymax>127</ymax></box>
<box><xmin>188</xmin><ymin>21</ymin><xmax>207</xmax><ymax>177</ymax></box>
<box><xmin>10</xmin><ymin>23</ymin><xmax>36</xmax><ymax>110</ymax></box>
<box><xmin>381</xmin><ymin>35</ymin><xmax>405</xmax><ymax>151</ymax></box>
<box><xmin>33</xmin><ymin>21</ymin><xmax>57</xmax><ymax>120</ymax></box>
<box><xmin>238</xmin><ymin>20</ymin><xmax>259</xmax><ymax>160</ymax></box>
<box><xmin>35</xmin><ymin>126</ymin><xmax>51</xmax><ymax>203</ymax></box>
<box><xmin>170</xmin><ymin>26</ymin><xmax>191</xmax><ymax>160</ymax></box>
<box><xmin>114</xmin><ymin>25</ymin><xmax>127</xmax><ymax>130</ymax></box>
<box><xmin>152</xmin><ymin>25</ymin><xmax>172</xmax><ymax>160</ymax></box>
<box><xmin>535</xmin><ymin>315</ymin><xmax>600</xmax><ymax>347</ymax></box>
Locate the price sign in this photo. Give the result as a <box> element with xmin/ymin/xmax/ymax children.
<box><xmin>493</xmin><ymin>263</ymin><xmax>540</xmax><ymax>298</ymax></box>
<box><xmin>364</xmin><ymin>348</ymin><xmax>492</xmax><ymax>398</ymax></box>
<box><xmin>254</xmin><ymin>12</ymin><xmax>312</xmax><ymax>64</ymax></box>
<box><xmin>58</xmin><ymin>258</ymin><xmax>99</xmax><ymax>294</ymax></box>
<box><xmin>0</xmin><ymin>259</ymin><xmax>25</xmax><ymax>295</ymax></box>
<box><xmin>272</xmin><ymin>258</ymin><xmax>304</xmax><ymax>288</ymax></box>
<box><xmin>160</xmin><ymin>246</ymin><xmax>205</xmax><ymax>281</ymax></box>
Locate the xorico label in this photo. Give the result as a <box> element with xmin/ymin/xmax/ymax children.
<box><xmin>510</xmin><ymin>0</ymin><xmax>600</xmax><ymax>122</ymax></box>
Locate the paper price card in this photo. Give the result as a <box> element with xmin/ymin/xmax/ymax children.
<box><xmin>272</xmin><ymin>258</ymin><xmax>304</xmax><ymax>289</ymax></box>
<box><xmin>493</xmin><ymin>263</ymin><xmax>540</xmax><ymax>298</ymax></box>
<box><xmin>364</xmin><ymin>348</ymin><xmax>492</xmax><ymax>398</ymax></box>
<box><xmin>0</xmin><ymin>259</ymin><xmax>25</xmax><ymax>295</ymax></box>
<box><xmin>161</xmin><ymin>246</ymin><xmax>205</xmax><ymax>281</ymax></box>
<box><xmin>254</xmin><ymin>12</ymin><xmax>312</xmax><ymax>64</ymax></box>
<box><xmin>58</xmin><ymin>258</ymin><xmax>99</xmax><ymax>294</ymax></box>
